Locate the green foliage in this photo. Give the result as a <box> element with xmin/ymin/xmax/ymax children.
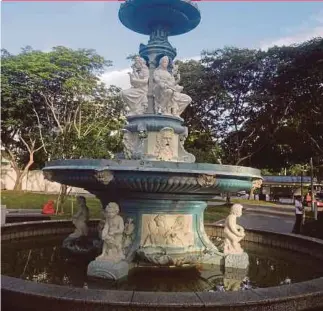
<box><xmin>179</xmin><ymin>38</ymin><xmax>323</xmax><ymax>171</ymax></box>
<box><xmin>1</xmin><ymin>47</ymin><xmax>125</xmax><ymax>172</ymax></box>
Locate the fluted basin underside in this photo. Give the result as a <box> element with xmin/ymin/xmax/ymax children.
<box><xmin>43</xmin><ymin>159</ymin><xmax>261</xmax><ymax>199</ymax></box>
<box><xmin>43</xmin><ymin>159</ymin><xmax>261</xmax><ymax>269</ymax></box>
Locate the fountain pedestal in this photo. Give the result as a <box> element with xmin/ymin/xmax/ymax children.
<box><xmin>43</xmin><ymin>0</ymin><xmax>263</xmax><ymax>281</ymax></box>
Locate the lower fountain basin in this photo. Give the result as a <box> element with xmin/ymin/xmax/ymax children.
<box><xmin>2</xmin><ymin>221</ymin><xmax>323</xmax><ymax>311</ymax></box>
<box><xmin>42</xmin><ymin>160</ymin><xmax>263</xmax><ymax>269</ymax></box>
<box><xmin>43</xmin><ymin>159</ymin><xmax>261</xmax><ymax>199</ymax></box>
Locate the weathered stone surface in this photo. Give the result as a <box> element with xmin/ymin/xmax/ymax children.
<box><xmin>87</xmin><ymin>260</ymin><xmax>129</xmax><ymax>281</ymax></box>
<box><xmin>225</xmin><ymin>252</ymin><xmax>249</xmax><ymax>270</ymax></box>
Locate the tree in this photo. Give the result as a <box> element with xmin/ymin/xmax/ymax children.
<box><xmin>1</xmin><ymin>49</ymin><xmax>45</xmax><ymax>190</ymax></box>
<box><xmin>201</xmin><ymin>47</ymin><xmax>268</xmax><ymax>165</ymax></box>
<box><xmin>247</xmin><ymin>38</ymin><xmax>323</xmax><ymax>169</ymax></box>
<box><xmin>1</xmin><ymin>46</ymin><xmax>125</xmax><ymax>194</ymax></box>
<box><xmin>177</xmin><ymin>60</ymin><xmax>223</xmax><ymax>163</ymax></box>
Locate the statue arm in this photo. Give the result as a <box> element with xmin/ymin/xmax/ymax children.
<box><xmin>102</xmin><ymin>224</ymin><xmax>110</xmax><ymax>238</ymax></box>
<box><xmin>110</xmin><ymin>216</ymin><xmax>124</xmax><ymax>235</ymax></box>
<box><xmin>154</xmin><ymin>71</ymin><xmax>169</xmax><ymax>89</ymax></box>
<box><xmin>131</xmin><ymin>77</ymin><xmax>148</xmax><ymax>87</ymax></box>
<box><xmin>175</xmin><ymin>73</ymin><xmax>181</xmax><ymax>84</ymax></box>
<box><xmin>227</xmin><ymin>215</ymin><xmax>244</xmax><ymax>237</ymax></box>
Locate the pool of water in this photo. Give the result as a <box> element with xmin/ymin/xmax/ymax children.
<box><xmin>2</xmin><ymin>235</ymin><xmax>323</xmax><ymax>292</ymax></box>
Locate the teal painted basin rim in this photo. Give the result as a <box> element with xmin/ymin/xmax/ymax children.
<box><xmin>127</xmin><ymin>114</ymin><xmax>184</xmax><ymax>123</ymax></box>
<box><xmin>44</xmin><ymin>159</ymin><xmax>262</xmax><ymax>180</ymax></box>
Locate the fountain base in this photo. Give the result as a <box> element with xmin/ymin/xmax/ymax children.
<box><xmin>225</xmin><ymin>252</ymin><xmax>249</xmax><ymax>270</ymax></box>
<box><xmin>87</xmin><ymin>259</ymin><xmax>129</xmax><ymax>281</ymax></box>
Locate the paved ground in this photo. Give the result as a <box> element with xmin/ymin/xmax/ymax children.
<box><xmin>208</xmin><ymin>200</ymin><xmax>296</xmax><ymax>234</ymax></box>
<box><xmin>215</xmin><ymin>212</ymin><xmax>295</xmax><ymax>234</ymax></box>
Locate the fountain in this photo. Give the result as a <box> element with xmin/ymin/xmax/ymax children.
<box><xmin>3</xmin><ymin>3</ymin><xmax>323</xmax><ymax>310</ymax></box>
<box><xmin>43</xmin><ymin>0</ymin><xmax>262</xmax><ymax>281</ymax></box>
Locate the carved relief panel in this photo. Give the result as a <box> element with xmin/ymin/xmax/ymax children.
<box><xmin>140</xmin><ymin>214</ymin><xmax>194</xmax><ymax>247</ymax></box>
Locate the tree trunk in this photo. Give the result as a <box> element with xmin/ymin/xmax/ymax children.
<box><xmin>12</xmin><ymin>152</ymin><xmax>35</xmax><ymax>191</ymax></box>
<box><xmin>13</xmin><ymin>169</ymin><xmax>23</xmax><ymax>191</ymax></box>
<box><xmin>248</xmin><ymin>188</ymin><xmax>255</xmax><ymax>200</ymax></box>
<box><xmin>56</xmin><ymin>184</ymin><xmax>68</xmax><ymax>214</ymax></box>
<box><xmin>226</xmin><ymin>193</ymin><xmax>231</xmax><ymax>204</ymax></box>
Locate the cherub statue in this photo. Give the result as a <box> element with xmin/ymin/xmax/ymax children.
<box><xmin>121</xmin><ymin>56</ymin><xmax>149</xmax><ymax>116</ymax></box>
<box><xmin>96</xmin><ymin>202</ymin><xmax>125</xmax><ymax>263</ymax></box>
<box><xmin>122</xmin><ymin>130</ymin><xmax>138</xmax><ymax>159</ymax></box>
<box><xmin>68</xmin><ymin>196</ymin><xmax>89</xmax><ymax>238</ymax></box>
<box><xmin>223</xmin><ymin>204</ymin><xmax>245</xmax><ymax>255</ymax></box>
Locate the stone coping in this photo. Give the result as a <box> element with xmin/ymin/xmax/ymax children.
<box><xmin>44</xmin><ymin>159</ymin><xmax>262</xmax><ymax>179</ymax></box>
<box><xmin>2</xmin><ymin>220</ymin><xmax>323</xmax><ymax>311</ymax></box>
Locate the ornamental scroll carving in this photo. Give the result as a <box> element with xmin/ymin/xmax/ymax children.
<box><xmin>95</xmin><ymin>170</ymin><xmax>114</xmax><ymax>185</ymax></box>
<box><xmin>197</xmin><ymin>174</ymin><xmax>216</xmax><ymax>187</ymax></box>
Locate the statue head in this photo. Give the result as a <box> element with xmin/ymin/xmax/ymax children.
<box><xmin>154</xmin><ymin>214</ymin><xmax>166</xmax><ymax>226</ymax></box>
<box><xmin>159</xmin><ymin>56</ymin><xmax>169</xmax><ymax>70</ymax></box>
<box><xmin>159</xmin><ymin>127</ymin><xmax>174</xmax><ymax>147</ymax></box>
<box><xmin>174</xmin><ymin>215</ymin><xmax>185</xmax><ymax>227</ymax></box>
<box><xmin>125</xmin><ymin>217</ymin><xmax>134</xmax><ymax>225</ymax></box>
<box><xmin>76</xmin><ymin>196</ymin><xmax>86</xmax><ymax>207</ymax></box>
<box><xmin>105</xmin><ymin>202</ymin><xmax>120</xmax><ymax>218</ymax></box>
<box><xmin>133</xmin><ymin>56</ymin><xmax>147</xmax><ymax>70</ymax></box>
<box><xmin>230</xmin><ymin>204</ymin><xmax>243</xmax><ymax>217</ymax></box>
<box><xmin>123</xmin><ymin>130</ymin><xmax>132</xmax><ymax>144</ymax></box>
<box><xmin>133</xmin><ymin>56</ymin><xmax>141</xmax><ymax>68</ymax></box>
<box><xmin>252</xmin><ymin>179</ymin><xmax>263</xmax><ymax>189</ymax></box>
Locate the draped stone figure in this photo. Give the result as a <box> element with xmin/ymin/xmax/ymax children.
<box><xmin>121</xmin><ymin>56</ymin><xmax>149</xmax><ymax>115</ymax></box>
<box><xmin>153</xmin><ymin>56</ymin><xmax>192</xmax><ymax>117</ymax></box>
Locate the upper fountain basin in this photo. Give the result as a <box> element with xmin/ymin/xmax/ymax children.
<box><xmin>43</xmin><ymin>159</ymin><xmax>262</xmax><ymax>200</ymax></box>
<box><xmin>119</xmin><ymin>0</ymin><xmax>201</xmax><ymax>36</ymax></box>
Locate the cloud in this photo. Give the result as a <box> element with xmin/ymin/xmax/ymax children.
<box><xmin>100</xmin><ymin>55</ymin><xmax>201</xmax><ymax>89</ymax></box>
<box><xmin>100</xmin><ymin>68</ymin><xmax>131</xmax><ymax>89</ymax></box>
<box><xmin>259</xmin><ymin>10</ymin><xmax>323</xmax><ymax>50</ymax></box>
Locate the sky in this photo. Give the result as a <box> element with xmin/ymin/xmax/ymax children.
<box><xmin>2</xmin><ymin>1</ymin><xmax>323</xmax><ymax>89</ymax></box>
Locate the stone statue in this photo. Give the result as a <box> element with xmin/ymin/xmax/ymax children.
<box><xmin>178</xmin><ymin>129</ymin><xmax>196</xmax><ymax>163</ymax></box>
<box><xmin>122</xmin><ymin>130</ymin><xmax>139</xmax><ymax>159</ymax></box>
<box><xmin>142</xmin><ymin>214</ymin><xmax>193</xmax><ymax>247</ymax></box>
<box><xmin>121</xmin><ymin>56</ymin><xmax>149</xmax><ymax>116</ymax></box>
<box><xmin>223</xmin><ymin>204</ymin><xmax>245</xmax><ymax>255</ymax></box>
<box><xmin>122</xmin><ymin>217</ymin><xmax>135</xmax><ymax>249</ymax></box>
<box><xmin>96</xmin><ymin>202</ymin><xmax>125</xmax><ymax>263</ymax></box>
<box><xmin>69</xmin><ymin>196</ymin><xmax>89</xmax><ymax>238</ymax></box>
<box><xmin>143</xmin><ymin>214</ymin><xmax>169</xmax><ymax>246</ymax></box>
<box><xmin>153</xmin><ymin>127</ymin><xmax>176</xmax><ymax>161</ymax></box>
<box><xmin>153</xmin><ymin>56</ymin><xmax>192</xmax><ymax>117</ymax></box>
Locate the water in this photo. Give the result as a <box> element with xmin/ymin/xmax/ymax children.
<box><xmin>2</xmin><ymin>235</ymin><xmax>323</xmax><ymax>292</ymax></box>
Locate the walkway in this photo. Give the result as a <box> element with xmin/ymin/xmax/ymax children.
<box><xmin>208</xmin><ymin>200</ymin><xmax>296</xmax><ymax>234</ymax></box>
<box><xmin>215</xmin><ymin>212</ymin><xmax>295</xmax><ymax>234</ymax></box>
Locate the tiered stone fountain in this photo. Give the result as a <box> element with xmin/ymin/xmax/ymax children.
<box><xmin>43</xmin><ymin>0</ymin><xmax>262</xmax><ymax>280</ymax></box>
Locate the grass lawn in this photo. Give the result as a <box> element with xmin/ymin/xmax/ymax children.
<box><xmin>1</xmin><ymin>190</ymin><xmax>103</xmax><ymax>218</ymax></box>
<box><xmin>1</xmin><ymin>190</ymin><xmax>229</xmax><ymax>222</ymax></box>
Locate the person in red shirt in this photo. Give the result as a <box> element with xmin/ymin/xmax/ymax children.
<box><xmin>42</xmin><ymin>200</ymin><xmax>55</xmax><ymax>215</ymax></box>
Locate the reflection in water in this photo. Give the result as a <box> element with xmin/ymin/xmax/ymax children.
<box><xmin>2</xmin><ymin>236</ymin><xmax>323</xmax><ymax>292</ymax></box>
